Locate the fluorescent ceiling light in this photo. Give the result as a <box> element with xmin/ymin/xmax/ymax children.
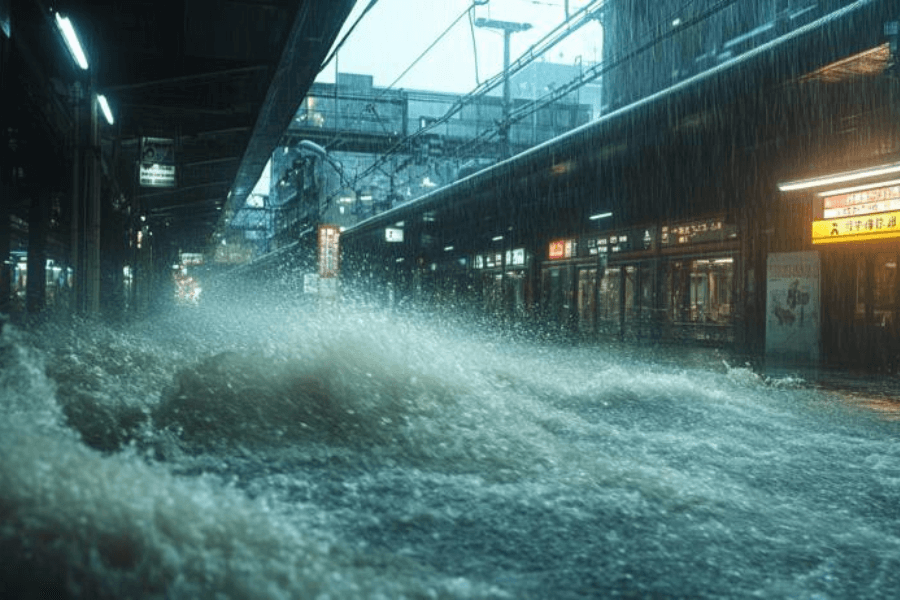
<box><xmin>818</xmin><ymin>177</ymin><xmax>900</xmax><ymax>197</ymax></box>
<box><xmin>589</xmin><ymin>211</ymin><xmax>613</xmax><ymax>220</ymax></box>
<box><xmin>55</xmin><ymin>12</ymin><xmax>88</xmax><ymax>70</ymax></box>
<box><xmin>97</xmin><ymin>94</ymin><xmax>114</xmax><ymax>124</ymax></box>
<box><xmin>778</xmin><ymin>162</ymin><xmax>900</xmax><ymax>192</ymax></box>
<box><xmin>492</xmin><ymin>235</ymin><xmax>503</xmax><ymax>241</ymax></box>
<box><xmin>444</xmin><ymin>246</ymin><xmax>454</xmax><ymax>252</ymax></box>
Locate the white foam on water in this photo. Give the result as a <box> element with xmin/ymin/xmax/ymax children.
<box><xmin>2</xmin><ymin>292</ymin><xmax>899</xmax><ymax>599</ymax></box>
<box><xmin>1</xmin><ymin>322</ymin><xmax>509</xmax><ymax>599</ymax></box>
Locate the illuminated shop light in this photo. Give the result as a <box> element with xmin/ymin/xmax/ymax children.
<box><xmin>97</xmin><ymin>94</ymin><xmax>114</xmax><ymax>124</ymax></box>
<box><xmin>444</xmin><ymin>245</ymin><xmax>454</xmax><ymax>252</ymax></box>
<box><xmin>812</xmin><ymin>209</ymin><xmax>900</xmax><ymax>244</ymax></box>
<box><xmin>55</xmin><ymin>12</ymin><xmax>88</xmax><ymax>70</ymax></box>
<box><xmin>714</xmin><ymin>258</ymin><xmax>734</xmax><ymax>264</ymax></box>
<box><xmin>778</xmin><ymin>161</ymin><xmax>900</xmax><ymax>191</ymax></box>
<box><xmin>492</xmin><ymin>235</ymin><xmax>504</xmax><ymax>242</ymax></box>
<box><xmin>589</xmin><ymin>212</ymin><xmax>613</xmax><ymax>220</ymax></box>
<box><xmin>818</xmin><ymin>177</ymin><xmax>900</xmax><ymax>197</ymax></box>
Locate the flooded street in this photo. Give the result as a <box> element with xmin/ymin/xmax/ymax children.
<box><xmin>4</xmin><ymin>1</ymin><xmax>900</xmax><ymax>597</ymax></box>
<box><xmin>2</xmin><ymin>292</ymin><xmax>899</xmax><ymax>599</ymax></box>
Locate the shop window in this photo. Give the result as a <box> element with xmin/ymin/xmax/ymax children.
<box><xmin>599</xmin><ymin>267</ymin><xmax>621</xmax><ymax>323</ymax></box>
<box><xmin>668</xmin><ymin>261</ymin><xmax>690</xmax><ymax>323</ymax></box>
<box><xmin>504</xmin><ymin>271</ymin><xmax>526</xmax><ymax>317</ymax></box>
<box><xmin>624</xmin><ymin>266</ymin><xmax>636</xmax><ymax>321</ymax></box>
<box><xmin>668</xmin><ymin>257</ymin><xmax>734</xmax><ymax>327</ymax></box>
<box><xmin>578</xmin><ymin>268</ymin><xmax>598</xmax><ymax>333</ymax></box>
<box><xmin>640</xmin><ymin>264</ymin><xmax>654</xmax><ymax>316</ymax></box>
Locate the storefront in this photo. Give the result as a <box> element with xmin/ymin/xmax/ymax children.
<box><xmin>537</xmin><ymin>218</ymin><xmax>739</xmax><ymax>344</ymax></box>
<box><xmin>541</xmin><ymin>228</ymin><xmax>657</xmax><ymax>340</ymax></box>
<box><xmin>473</xmin><ymin>247</ymin><xmax>530</xmax><ymax>318</ymax></box>
<box><xmin>659</xmin><ymin>217</ymin><xmax>739</xmax><ymax>344</ymax></box>
<box><xmin>766</xmin><ymin>162</ymin><xmax>900</xmax><ymax>371</ymax></box>
<box><xmin>783</xmin><ymin>168</ymin><xmax>900</xmax><ymax>370</ymax></box>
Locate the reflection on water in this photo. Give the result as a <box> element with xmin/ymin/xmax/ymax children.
<box><xmin>1</xmin><ymin>289</ymin><xmax>899</xmax><ymax>599</ymax></box>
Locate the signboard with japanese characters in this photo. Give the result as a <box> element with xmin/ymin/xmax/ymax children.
<box><xmin>385</xmin><ymin>227</ymin><xmax>404</xmax><ymax>242</ymax></box>
<box><xmin>587</xmin><ymin>233</ymin><xmax>630</xmax><ymax>255</ymax></box>
<box><xmin>812</xmin><ymin>209</ymin><xmax>900</xmax><ymax>244</ymax></box>
<box><xmin>139</xmin><ymin>137</ymin><xmax>176</xmax><ymax>187</ymax></box>
<box><xmin>820</xmin><ymin>184</ymin><xmax>900</xmax><ymax>219</ymax></box>
<box><xmin>548</xmin><ymin>239</ymin><xmax>576</xmax><ymax>260</ymax></box>
<box><xmin>812</xmin><ymin>183</ymin><xmax>900</xmax><ymax>244</ymax></box>
<box><xmin>661</xmin><ymin>218</ymin><xmax>735</xmax><ymax>247</ymax></box>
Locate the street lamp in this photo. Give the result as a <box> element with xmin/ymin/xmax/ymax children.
<box><xmin>54</xmin><ymin>12</ymin><xmax>88</xmax><ymax>70</ymax></box>
<box><xmin>97</xmin><ymin>94</ymin><xmax>114</xmax><ymax>124</ymax></box>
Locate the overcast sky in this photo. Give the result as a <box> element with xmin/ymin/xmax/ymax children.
<box><xmin>316</xmin><ymin>0</ymin><xmax>604</xmax><ymax>94</ymax></box>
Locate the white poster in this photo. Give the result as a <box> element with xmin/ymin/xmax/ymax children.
<box><xmin>765</xmin><ymin>251</ymin><xmax>820</xmax><ymax>365</ymax></box>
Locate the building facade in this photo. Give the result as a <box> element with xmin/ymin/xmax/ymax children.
<box><xmin>340</xmin><ymin>0</ymin><xmax>900</xmax><ymax>373</ymax></box>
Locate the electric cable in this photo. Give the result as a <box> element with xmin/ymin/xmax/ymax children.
<box><xmin>383</xmin><ymin>6</ymin><xmax>471</xmax><ymax>93</ymax></box>
<box><xmin>322</xmin><ymin>4</ymin><xmax>473</xmax><ymax>152</ymax></box>
<box><xmin>331</xmin><ymin>0</ymin><xmax>609</xmax><ymax>193</ymax></box>
<box><xmin>319</xmin><ymin>0</ymin><xmax>381</xmax><ymax>75</ymax></box>
<box><xmin>324</xmin><ymin>0</ymin><xmax>749</xmax><ymax>206</ymax></box>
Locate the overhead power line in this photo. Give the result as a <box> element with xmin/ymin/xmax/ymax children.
<box><xmin>318</xmin><ymin>0</ymin><xmax>381</xmax><ymax>75</ymax></box>
<box><xmin>330</xmin><ymin>0</ymin><xmax>608</xmax><ymax>197</ymax></box>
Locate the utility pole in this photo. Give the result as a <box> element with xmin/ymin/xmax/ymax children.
<box><xmin>475</xmin><ymin>18</ymin><xmax>531</xmax><ymax>159</ymax></box>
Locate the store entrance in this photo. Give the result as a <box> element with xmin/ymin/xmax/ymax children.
<box><xmin>822</xmin><ymin>249</ymin><xmax>900</xmax><ymax>371</ymax></box>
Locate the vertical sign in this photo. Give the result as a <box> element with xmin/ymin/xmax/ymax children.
<box><xmin>139</xmin><ymin>137</ymin><xmax>176</xmax><ymax>187</ymax></box>
<box><xmin>765</xmin><ymin>251</ymin><xmax>820</xmax><ymax>366</ymax></box>
<box><xmin>318</xmin><ymin>224</ymin><xmax>340</xmax><ymax>278</ymax></box>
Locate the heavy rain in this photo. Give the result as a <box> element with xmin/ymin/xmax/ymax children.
<box><xmin>2</xmin><ymin>1</ymin><xmax>900</xmax><ymax>598</ymax></box>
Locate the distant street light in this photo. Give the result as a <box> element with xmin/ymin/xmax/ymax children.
<box><xmin>97</xmin><ymin>94</ymin><xmax>114</xmax><ymax>124</ymax></box>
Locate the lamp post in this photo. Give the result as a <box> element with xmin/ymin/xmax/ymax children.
<box><xmin>475</xmin><ymin>18</ymin><xmax>531</xmax><ymax>159</ymax></box>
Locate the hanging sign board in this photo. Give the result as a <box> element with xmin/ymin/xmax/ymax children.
<box><xmin>139</xmin><ymin>137</ymin><xmax>176</xmax><ymax>187</ymax></box>
<box><xmin>318</xmin><ymin>224</ymin><xmax>340</xmax><ymax>278</ymax></box>
<box><xmin>765</xmin><ymin>251</ymin><xmax>820</xmax><ymax>366</ymax></box>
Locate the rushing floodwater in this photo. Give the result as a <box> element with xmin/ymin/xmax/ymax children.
<box><xmin>1</xmin><ymin>288</ymin><xmax>899</xmax><ymax>599</ymax></box>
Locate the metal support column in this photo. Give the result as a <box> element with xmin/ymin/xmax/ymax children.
<box><xmin>85</xmin><ymin>89</ymin><xmax>101</xmax><ymax>314</ymax></box>
<box><xmin>475</xmin><ymin>18</ymin><xmax>531</xmax><ymax>160</ymax></box>
<box><xmin>0</xmin><ymin>28</ymin><xmax>10</xmax><ymax>315</ymax></box>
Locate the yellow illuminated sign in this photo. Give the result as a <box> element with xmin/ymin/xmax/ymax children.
<box><xmin>812</xmin><ymin>210</ymin><xmax>900</xmax><ymax>244</ymax></box>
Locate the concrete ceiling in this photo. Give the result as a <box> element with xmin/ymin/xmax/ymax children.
<box><xmin>45</xmin><ymin>0</ymin><xmax>355</xmax><ymax>252</ymax></box>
